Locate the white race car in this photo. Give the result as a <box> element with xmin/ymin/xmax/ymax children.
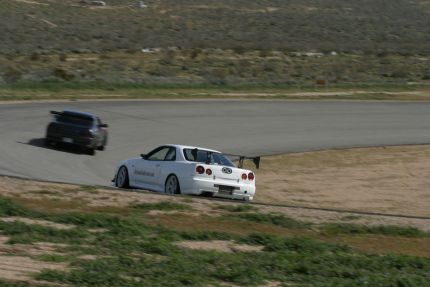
<box><xmin>113</xmin><ymin>144</ymin><xmax>259</xmax><ymax>201</ymax></box>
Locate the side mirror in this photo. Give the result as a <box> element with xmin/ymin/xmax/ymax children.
<box><xmin>140</xmin><ymin>154</ymin><xmax>147</xmax><ymax>159</ymax></box>
<box><xmin>99</xmin><ymin>123</ymin><xmax>108</xmax><ymax>128</ymax></box>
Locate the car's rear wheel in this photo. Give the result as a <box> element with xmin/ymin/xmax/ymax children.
<box><xmin>87</xmin><ymin>148</ymin><xmax>95</xmax><ymax>155</ymax></box>
<box><xmin>116</xmin><ymin>166</ymin><xmax>129</xmax><ymax>188</ymax></box>
<box><xmin>97</xmin><ymin>138</ymin><xmax>107</xmax><ymax>151</ymax></box>
<box><xmin>165</xmin><ymin>175</ymin><xmax>180</xmax><ymax>195</ymax></box>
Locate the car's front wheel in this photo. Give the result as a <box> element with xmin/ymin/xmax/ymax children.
<box><xmin>165</xmin><ymin>175</ymin><xmax>180</xmax><ymax>195</ymax></box>
<box><xmin>116</xmin><ymin>166</ymin><xmax>129</xmax><ymax>188</ymax></box>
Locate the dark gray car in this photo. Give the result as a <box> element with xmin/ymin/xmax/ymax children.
<box><xmin>45</xmin><ymin>110</ymin><xmax>108</xmax><ymax>155</ymax></box>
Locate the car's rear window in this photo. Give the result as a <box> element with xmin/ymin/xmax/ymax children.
<box><xmin>183</xmin><ymin>149</ymin><xmax>235</xmax><ymax>167</ymax></box>
<box><xmin>56</xmin><ymin>114</ymin><xmax>93</xmax><ymax>127</ymax></box>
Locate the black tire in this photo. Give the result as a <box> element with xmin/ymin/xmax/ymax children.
<box><xmin>97</xmin><ymin>137</ymin><xmax>107</xmax><ymax>151</ymax></box>
<box><xmin>165</xmin><ymin>175</ymin><xmax>180</xmax><ymax>195</ymax></box>
<box><xmin>87</xmin><ymin>148</ymin><xmax>95</xmax><ymax>155</ymax></box>
<box><xmin>45</xmin><ymin>138</ymin><xmax>52</xmax><ymax>146</ymax></box>
<box><xmin>116</xmin><ymin>166</ymin><xmax>130</xmax><ymax>188</ymax></box>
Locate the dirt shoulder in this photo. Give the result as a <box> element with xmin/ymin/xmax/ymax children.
<box><xmin>254</xmin><ymin>145</ymin><xmax>430</xmax><ymax>218</ymax></box>
<box><xmin>1</xmin><ymin>87</ymin><xmax>430</xmax><ymax>102</ymax></box>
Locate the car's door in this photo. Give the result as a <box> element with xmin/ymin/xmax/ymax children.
<box><xmin>156</xmin><ymin>146</ymin><xmax>177</xmax><ymax>187</ymax></box>
<box><xmin>134</xmin><ymin>146</ymin><xmax>172</xmax><ymax>187</ymax></box>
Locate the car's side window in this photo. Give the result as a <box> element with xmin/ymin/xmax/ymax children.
<box><xmin>164</xmin><ymin>148</ymin><xmax>176</xmax><ymax>161</ymax></box>
<box><xmin>146</xmin><ymin>147</ymin><xmax>170</xmax><ymax>161</ymax></box>
<box><xmin>183</xmin><ymin>149</ymin><xmax>195</xmax><ymax>161</ymax></box>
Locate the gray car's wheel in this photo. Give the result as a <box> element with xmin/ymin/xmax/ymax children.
<box><xmin>116</xmin><ymin>166</ymin><xmax>129</xmax><ymax>188</ymax></box>
<box><xmin>97</xmin><ymin>137</ymin><xmax>107</xmax><ymax>151</ymax></box>
<box><xmin>165</xmin><ymin>175</ymin><xmax>180</xmax><ymax>195</ymax></box>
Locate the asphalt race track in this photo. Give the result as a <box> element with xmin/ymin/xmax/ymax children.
<box><xmin>1</xmin><ymin>100</ymin><xmax>430</xmax><ymax>186</ymax></box>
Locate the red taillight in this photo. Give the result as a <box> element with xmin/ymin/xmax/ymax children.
<box><xmin>241</xmin><ymin>173</ymin><xmax>247</xmax><ymax>180</ymax></box>
<box><xmin>196</xmin><ymin>166</ymin><xmax>205</xmax><ymax>174</ymax></box>
<box><xmin>248</xmin><ymin>172</ymin><xmax>255</xmax><ymax>181</ymax></box>
<box><xmin>206</xmin><ymin>168</ymin><xmax>212</xmax><ymax>175</ymax></box>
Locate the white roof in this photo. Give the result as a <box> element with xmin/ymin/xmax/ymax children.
<box><xmin>167</xmin><ymin>144</ymin><xmax>221</xmax><ymax>153</ymax></box>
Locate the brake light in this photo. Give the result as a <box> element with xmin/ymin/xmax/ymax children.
<box><xmin>196</xmin><ymin>166</ymin><xmax>205</xmax><ymax>174</ymax></box>
<box><xmin>241</xmin><ymin>173</ymin><xmax>247</xmax><ymax>180</ymax></box>
<box><xmin>248</xmin><ymin>172</ymin><xmax>255</xmax><ymax>181</ymax></box>
<box><xmin>206</xmin><ymin>168</ymin><xmax>212</xmax><ymax>175</ymax></box>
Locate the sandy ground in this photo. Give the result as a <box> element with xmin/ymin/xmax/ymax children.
<box><xmin>254</xmin><ymin>145</ymin><xmax>430</xmax><ymax>218</ymax></box>
<box><xmin>0</xmin><ymin>233</ymin><xmax>68</xmax><ymax>284</ymax></box>
<box><xmin>0</xmin><ymin>255</ymin><xmax>66</xmax><ymax>283</ymax></box>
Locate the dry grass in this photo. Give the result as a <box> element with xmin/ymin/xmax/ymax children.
<box><xmin>144</xmin><ymin>212</ymin><xmax>430</xmax><ymax>258</ymax></box>
<box><xmin>175</xmin><ymin>240</ymin><xmax>263</xmax><ymax>253</ymax></box>
<box><xmin>321</xmin><ymin>234</ymin><xmax>430</xmax><ymax>258</ymax></box>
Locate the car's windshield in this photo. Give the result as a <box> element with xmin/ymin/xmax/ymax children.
<box><xmin>56</xmin><ymin>114</ymin><xmax>94</xmax><ymax>127</ymax></box>
<box><xmin>183</xmin><ymin>149</ymin><xmax>235</xmax><ymax>167</ymax></box>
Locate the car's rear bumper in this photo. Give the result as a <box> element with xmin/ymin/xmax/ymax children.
<box><xmin>46</xmin><ymin>133</ymin><xmax>95</xmax><ymax>148</ymax></box>
<box><xmin>191</xmin><ymin>177</ymin><xmax>255</xmax><ymax>201</ymax></box>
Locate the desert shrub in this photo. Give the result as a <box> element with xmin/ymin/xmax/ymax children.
<box><xmin>30</xmin><ymin>53</ymin><xmax>40</xmax><ymax>61</ymax></box>
<box><xmin>53</xmin><ymin>68</ymin><xmax>74</xmax><ymax>81</ymax></box>
<box><xmin>189</xmin><ymin>48</ymin><xmax>202</xmax><ymax>59</ymax></box>
<box><xmin>3</xmin><ymin>65</ymin><xmax>22</xmax><ymax>83</ymax></box>
<box><xmin>58</xmin><ymin>53</ymin><xmax>67</xmax><ymax>62</ymax></box>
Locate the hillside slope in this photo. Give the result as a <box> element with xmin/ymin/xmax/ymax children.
<box><xmin>1</xmin><ymin>0</ymin><xmax>430</xmax><ymax>86</ymax></box>
<box><xmin>1</xmin><ymin>0</ymin><xmax>430</xmax><ymax>55</ymax></box>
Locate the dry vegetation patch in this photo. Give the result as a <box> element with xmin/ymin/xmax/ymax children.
<box><xmin>0</xmin><ymin>255</ymin><xmax>67</xmax><ymax>282</ymax></box>
<box><xmin>0</xmin><ymin>217</ymin><xmax>75</xmax><ymax>230</ymax></box>
<box><xmin>323</xmin><ymin>234</ymin><xmax>430</xmax><ymax>258</ymax></box>
<box><xmin>175</xmin><ymin>240</ymin><xmax>263</xmax><ymax>253</ymax></box>
<box><xmin>0</xmin><ymin>235</ymin><xmax>68</xmax><ymax>284</ymax></box>
<box><xmin>0</xmin><ymin>241</ymin><xmax>67</xmax><ymax>256</ymax></box>
<box><xmin>11</xmin><ymin>0</ymin><xmax>49</xmax><ymax>5</ymax></box>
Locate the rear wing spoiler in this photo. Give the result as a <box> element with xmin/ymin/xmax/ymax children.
<box><xmin>225</xmin><ymin>154</ymin><xmax>261</xmax><ymax>169</ymax></box>
<box><xmin>191</xmin><ymin>148</ymin><xmax>261</xmax><ymax>169</ymax></box>
<box><xmin>50</xmin><ymin>110</ymin><xmax>94</xmax><ymax>121</ymax></box>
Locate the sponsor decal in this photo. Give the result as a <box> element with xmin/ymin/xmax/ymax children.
<box><xmin>222</xmin><ymin>167</ymin><xmax>232</xmax><ymax>174</ymax></box>
<box><xmin>135</xmin><ymin>169</ymin><xmax>155</xmax><ymax>177</ymax></box>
